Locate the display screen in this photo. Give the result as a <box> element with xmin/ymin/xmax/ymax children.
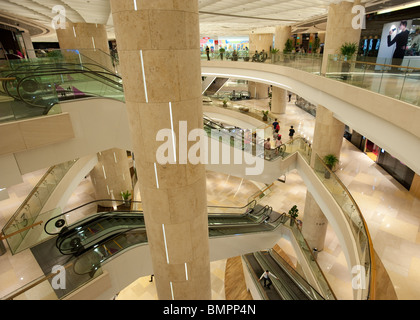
<box><xmin>376</xmin><ymin>18</ymin><xmax>420</xmax><ymax>68</ymax></box>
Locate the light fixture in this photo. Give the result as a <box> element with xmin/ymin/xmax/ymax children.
<box><xmin>377</xmin><ymin>1</ymin><xmax>420</xmax><ymax>14</ymax></box>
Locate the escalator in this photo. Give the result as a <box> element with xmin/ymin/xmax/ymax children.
<box><xmin>45</xmin><ymin>199</ymin><xmax>274</xmax><ymax>257</ymax></box>
<box><xmin>40</xmin><ymin>199</ymin><xmax>285</xmax><ymax>278</ymax></box>
<box><xmin>243</xmin><ymin>249</ymin><xmax>325</xmax><ymax>300</ymax></box>
<box><xmin>203</xmin><ymin>77</ymin><xmax>229</xmax><ymax>96</ymax></box>
<box><xmin>0</xmin><ymin>60</ymin><xmax>123</xmax><ymax>123</ymax></box>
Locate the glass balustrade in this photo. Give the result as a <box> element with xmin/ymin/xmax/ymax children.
<box><xmin>325</xmin><ymin>54</ymin><xmax>420</xmax><ymax>106</ymax></box>
<box><xmin>2</xmin><ymin>159</ymin><xmax>78</xmax><ymax>254</ymax></box>
<box><xmin>313</xmin><ymin>153</ymin><xmax>373</xmax><ymax>300</ymax></box>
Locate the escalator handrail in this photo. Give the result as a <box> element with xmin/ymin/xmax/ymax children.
<box><xmin>44</xmin><ymin>199</ymin><xmax>143</xmax><ymax>235</ymax></box>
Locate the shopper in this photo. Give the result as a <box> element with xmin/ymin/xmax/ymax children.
<box><xmin>264</xmin><ymin>138</ymin><xmax>271</xmax><ymax>159</ymax></box>
<box><xmin>288</xmin><ymin>91</ymin><xmax>292</xmax><ymax>102</ymax></box>
<box><xmin>289</xmin><ymin>125</ymin><xmax>295</xmax><ymax>140</ymax></box>
<box><xmin>206</xmin><ymin>46</ymin><xmax>210</xmax><ymax>61</ymax></box>
<box><xmin>275</xmin><ymin>135</ymin><xmax>283</xmax><ymax>154</ymax></box>
<box><xmin>272</xmin><ymin>118</ymin><xmax>279</xmax><ymax>131</ymax></box>
<box><xmin>259</xmin><ymin>270</ymin><xmax>278</xmax><ymax>289</ymax></box>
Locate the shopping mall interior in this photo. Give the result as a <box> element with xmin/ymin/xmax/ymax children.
<box><xmin>0</xmin><ymin>0</ymin><xmax>419</xmax><ymax>303</ymax></box>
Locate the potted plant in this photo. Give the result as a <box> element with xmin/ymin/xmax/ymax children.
<box><xmin>262</xmin><ymin>110</ymin><xmax>269</xmax><ymax>122</ymax></box>
<box><xmin>121</xmin><ymin>190</ymin><xmax>132</xmax><ymax>205</ymax></box>
<box><xmin>243</xmin><ymin>50</ymin><xmax>250</xmax><ymax>62</ymax></box>
<box><xmin>283</xmin><ymin>39</ymin><xmax>294</xmax><ymax>54</ymax></box>
<box><xmin>339</xmin><ymin>42</ymin><xmax>357</xmax><ymax>80</ymax></box>
<box><xmin>288</xmin><ymin>205</ymin><xmax>299</xmax><ymax>226</ymax></box>
<box><xmin>271</xmin><ymin>48</ymin><xmax>279</xmax><ymax>62</ymax></box>
<box><xmin>222</xmin><ymin>99</ymin><xmax>229</xmax><ymax>107</ymax></box>
<box><xmin>323</xmin><ymin>154</ymin><xmax>339</xmax><ymax>179</ymax></box>
<box><xmin>219</xmin><ymin>48</ymin><xmax>225</xmax><ymax>61</ymax></box>
<box><xmin>313</xmin><ymin>37</ymin><xmax>320</xmax><ymax>53</ymax></box>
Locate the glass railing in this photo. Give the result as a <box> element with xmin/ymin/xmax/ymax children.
<box><xmin>313</xmin><ymin>153</ymin><xmax>374</xmax><ymax>300</ymax></box>
<box><xmin>270</xmin><ymin>53</ymin><xmax>323</xmax><ymax>74</ymax></box>
<box><xmin>1</xmin><ymin>260</ymin><xmax>104</xmax><ymax>300</ymax></box>
<box><xmin>281</xmin><ymin>214</ymin><xmax>336</xmax><ymax>300</ymax></box>
<box><xmin>325</xmin><ymin>54</ymin><xmax>420</xmax><ymax>107</ymax></box>
<box><xmin>2</xmin><ymin>159</ymin><xmax>78</xmax><ymax>254</ymax></box>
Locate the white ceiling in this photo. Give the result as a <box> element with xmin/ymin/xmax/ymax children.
<box><xmin>0</xmin><ymin>0</ymin><xmax>395</xmax><ymax>42</ymax></box>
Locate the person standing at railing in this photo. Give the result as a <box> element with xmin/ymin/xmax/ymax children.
<box><xmin>264</xmin><ymin>138</ymin><xmax>272</xmax><ymax>159</ymax></box>
<box><xmin>206</xmin><ymin>46</ymin><xmax>210</xmax><ymax>61</ymax></box>
<box><xmin>259</xmin><ymin>270</ymin><xmax>279</xmax><ymax>289</ymax></box>
<box><xmin>275</xmin><ymin>135</ymin><xmax>283</xmax><ymax>154</ymax></box>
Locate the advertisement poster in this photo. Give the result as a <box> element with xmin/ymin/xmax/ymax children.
<box><xmin>376</xmin><ymin>19</ymin><xmax>420</xmax><ymax>69</ymax></box>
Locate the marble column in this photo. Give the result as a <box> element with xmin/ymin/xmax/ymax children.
<box><xmin>310</xmin><ymin>105</ymin><xmax>345</xmax><ymax>167</ymax></box>
<box><xmin>56</xmin><ymin>22</ymin><xmax>113</xmax><ymax>70</ymax></box>
<box><xmin>271</xmin><ymin>86</ymin><xmax>287</xmax><ymax>114</ymax></box>
<box><xmin>110</xmin><ymin>0</ymin><xmax>211</xmax><ymax>300</ymax></box>
<box><xmin>274</xmin><ymin>26</ymin><xmax>292</xmax><ymax>52</ymax></box>
<box><xmin>303</xmin><ymin>105</ymin><xmax>344</xmax><ymax>252</ymax></box>
<box><xmin>249</xmin><ymin>33</ymin><xmax>273</xmax><ymax>55</ymax></box>
<box><xmin>321</xmin><ymin>0</ymin><xmax>363</xmax><ymax>74</ymax></box>
<box><xmin>89</xmin><ymin>148</ymin><xmax>132</xmax><ymax>207</ymax></box>
<box><xmin>248</xmin><ymin>81</ymin><xmax>270</xmax><ymax>99</ymax></box>
<box><xmin>302</xmin><ymin>191</ymin><xmax>328</xmax><ymax>251</ymax></box>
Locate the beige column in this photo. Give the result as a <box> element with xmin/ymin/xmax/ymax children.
<box><xmin>274</xmin><ymin>26</ymin><xmax>292</xmax><ymax>52</ymax></box>
<box><xmin>321</xmin><ymin>0</ymin><xmax>363</xmax><ymax>74</ymax></box>
<box><xmin>249</xmin><ymin>33</ymin><xmax>273</xmax><ymax>54</ymax></box>
<box><xmin>302</xmin><ymin>105</ymin><xmax>344</xmax><ymax>252</ymax></box>
<box><xmin>89</xmin><ymin>148</ymin><xmax>132</xmax><ymax>207</ymax></box>
<box><xmin>110</xmin><ymin>0</ymin><xmax>211</xmax><ymax>300</ymax></box>
<box><xmin>248</xmin><ymin>81</ymin><xmax>270</xmax><ymax>99</ymax></box>
<box><xmin>410</xmin><ymin>174</ymin><xmax>420</xmax><ymax>200</ymax></box>
<box><xmin>310</xmin><ymin>105</ymin><xmax>345</xmax><ymax>167</ymax></box>
<box><xmin>302</xmin><ymin>191</ymin><xmax>328</xmax><ymax>251</ymax></box>
<box><xmin>271</xmin><ymin>86</ymin><xmax>287</xmax><ymax>114</ymax></box>
<box><xmin>56</xmin><ymin>22</ymin><xmax>113</xmax><ymax>70</ymax></box>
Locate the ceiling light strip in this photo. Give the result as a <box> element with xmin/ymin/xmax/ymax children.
<box><xmin>198</xmin><ymin>11</ymin><xmax>299</xmax><ymax>22</ymax></box>
<box><xmin>169</xmin><ymin>102</ymin><xmax>177</xmax><ymax>163</ymax></box>
<box><xmin>139</xmin><ymin>50</ymin><xmax>149</xmax><ymax>103</ymax></box>
<box><xmin>134</xmin><ymin>0</ymin><xmax>138</xmax><ymax>11</ymax></box>
<box><xmin>72</xmin><ymin>26</ymin><xmax>77</xmax><ymax>38</ymax></box>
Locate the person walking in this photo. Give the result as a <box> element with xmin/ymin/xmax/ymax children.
<box><xmin>206</xmin><ymin>46</ymin><xmax>210</xmax><ymax>61</ymax></box>
<box><xmin>259</xmin><ymin>270</ymin><xmax>278</xmax><ymax>289</ymax></box>
<box><xmin>289</xmin><ymin>125</ymin><xmax>295</xmax><ymax>140</ymax></box>
<box><xmin>272</xmin><ymin>118</ymin><xmax>279</xmax><ymax>131</ymax></box>
<box><xmin>275</xmin><ymin>135</ymin><xmax>283</xmax><ymax>154</ymax></box>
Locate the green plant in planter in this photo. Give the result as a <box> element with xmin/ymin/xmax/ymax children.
<box><xmin>219</xmin><ymin>48</ymin><xmax>225</xmax><ymax>61</ymax></box>
<box><xmin>288</xmin><ymin>205</ymin><xmax>299</xmax><ymax>226</ymax></box>
<box><xmin>121</xmin><ymin>190</ymin><xmax>132</xmax><ymax>204</ymax></box>
<box><xmin>222</xmin><ymin>99</ymin><xmax>229</xmax><ymax>107</ymax></box>
<box><xmin>340</xmin><ymin>42</ymin><xmax>358</xmax><ymax>80</ymax></box>
<box><xmin>323</xmin><ymin>154</ymin><xmax>339</xmax><ymax>179</ymax></box>
<box><xmin>262</xmin><ymin>110</ymin><xmax>269</xmax><ymax>121</ymax></box>
<box><xmin>283</xmin><ymin>39</ymin><xmax>294</xmax><ymax>54</ymax></box>
<box><xmin>313</xmin><ymin>37</ymin><xmax>320</xmax><ymax>53</ymax></box>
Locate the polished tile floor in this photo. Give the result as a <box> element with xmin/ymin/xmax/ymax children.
<box><xmin>0</xmin><ymin>96</ymin><xmax>419</xmax><ymax>299</ymax></box>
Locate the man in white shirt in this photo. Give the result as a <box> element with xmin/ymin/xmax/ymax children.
<box><xmin>259</xmin><ymin>270</ymin><xmax>279</xmax><ymax>289</ymax></box>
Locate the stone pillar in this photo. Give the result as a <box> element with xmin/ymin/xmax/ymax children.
<box><xmin>271</xmin><ymin>87</ymin><xmax>287</xmax><ymax>114</ymax></box>
<box><xmin>89</xmin><ymin>148</ymin><xmax>132</xmax><ymax>207</ymax></box>
<box><xmin>248</xmin><ymin>81</ymin><xmax>270</xmax><ymax>99</ymax></box>
<box><xmin>302</xmin><ymin>191</ymin><xmax>328</xmax><ymax>251</ymax></box>
<box><xmin>274</xmin><ymin>26</ymin><xmax>292</xmax><ymax>52</ymax></box>
<box><xmin>321</xmin><ymin>0</ymin><xmax>363</xmax><ymax>74</ymax></box>
<box><xmin>249</xmin><ymin>33</ymin><xmax>273</xmax><ymax>55</ymax></box>
<box><xmin>410</xmin><ymin>174</ymin><xmax>420</xmax><ymax>200</ymax></box>
<box><xmin>110</xmin><ymin>0</ymin><xmax>211</xmax><ymax>300</ymax></box>
<box><xmin>56</xmin><ymin>22</ymin><xmax>113</xmax><ymax>70</ymax></box>
<box><xmin>310</xmin><ymin>105</ymin><xmax>345</xmax><ymax>167</ymax></box>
